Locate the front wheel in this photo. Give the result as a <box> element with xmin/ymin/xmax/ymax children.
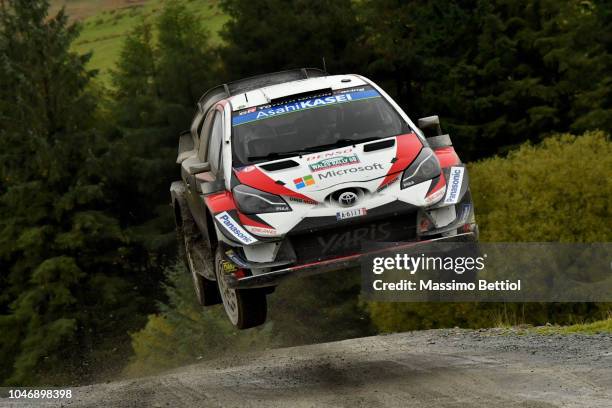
<box><xmin>215</xmin><ymin>247</ymin><xmax>267</xmax><ymax>329</ymax></box>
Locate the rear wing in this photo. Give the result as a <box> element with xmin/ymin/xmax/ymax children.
<box><xmin>197</xmin><ymin>68</ymin><xmax>327</xmax><ymax>113</ymax></box>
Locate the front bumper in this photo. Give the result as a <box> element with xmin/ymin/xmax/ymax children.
<box><xmin>224</xmin><ymin>230</ymin><xmax>477</xmax><ymax>289</ymax></box>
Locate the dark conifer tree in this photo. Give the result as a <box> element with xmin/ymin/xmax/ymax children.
<box><xmin>219</xmin><ymin>0</ymin><xmax>371</xmax><ymax>80</ymax></box>
<box><xmin>362</xmin><ymin>0</ymin><xmax>612</xmax><ymax>159</ymax></box>
<box><xmin>107</xmin><ymin>1</ymin><xmax>218</xmax><ymax>259</ymax></box>
<box><xmin>0</xmin><ymin>0</ymin><xmax>150</xmax><ymax>385</ymax></box>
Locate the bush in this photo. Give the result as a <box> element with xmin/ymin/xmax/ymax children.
<box><xmin>469</xmin><ymin>131</ymin><xmax>611</xmax><ymax>242</ymax></box>
<box><xmin>126</xmin><ymin>264</ymin><xmax>374</xmax><ymax>377</ymax></box>
<box><xmin>124</xmin><ymin>264</ymin><xmax>275</xmax><ymax>377</ymax></box>
<box><xmin>368</xmin><ymin>132</ymin><xmax>611</xmax><ymax>333</ymax></box>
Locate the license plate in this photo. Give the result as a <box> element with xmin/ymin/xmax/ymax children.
<box><xmin>336</xmin><ymin>208</ymin><xmax>367</xmax><ymax>220</ymax></box>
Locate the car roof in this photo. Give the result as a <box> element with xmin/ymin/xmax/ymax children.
<box><xmin>227</xmin><ymin>74</ymin><xmax>368</xmax><ymax>112</ymax></box>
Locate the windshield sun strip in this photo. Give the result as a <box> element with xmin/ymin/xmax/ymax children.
<box><xmin>232</xmin><ymin>95</ymin><xmax>382</xmax><ymax>127</ymax></box>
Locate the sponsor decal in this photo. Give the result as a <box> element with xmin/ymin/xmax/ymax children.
<box><xmin>309</xmin><ymin>154</ymin><xmax>360</xmax><ymax>172</ymax></box>
<box><xmin>336</xmin><ymin>86</ymin><xmax>366</xmax><ymax>94</ymax></box>
<box><xmin>305</xmin><ymin>147</ymin><xmax>354</xmax><ymax>162</ymax></box>
<box><xmin>425</xmin><ymin>185</ymin><xmax>446</xmax><ymax>204</ymax></box>
<box><xmin>336</xmin><ymin>208</ymin><xmax>367</xmax><ymax>221</ymax></box>
<box><xmin>376</xmin><ymin>175</ymin><xmax>399</xmax><ymax>192</ymax></box>
<box><xmin>460</xmin><ymin>203</ymin><xmax>472</xmax><ymax>223</ymax></box>
<box><xmin>244</xmin><ymin>225</ymin><xmax>278</xmax><ymax>237</ymax></box>
<box><xmin>288</xmin><ymin>196</ymin><xmax>318</xmax><ymax>205</ymax></box>
<box><xmin>221</xmin><ymin>260</ymin><xmax>239</xmax><ymax>274</ymax></box>
<box><xmin>317</xmin><ymin>163</ymin><xmax>384</xmax><ymax>180</ymax></box>
<box><xmin>215</xmin><ymin>211</ymin><xmax>257</xmax><ymax>244</ymax></box>
<box><xmin>238</xmin><ymin>107</ymin><xmax>256</xmax><ymax>116</ymax></box>
<box><xmin>232</xmin><ymin>88</ymin><xmax>382</xmax><ymax>126</ymax></box>
<box><xmin>318</xmin><ymin>223</ymin><xmax>391</xmax><ymax>254</ymax></box>
<box><xmin>254</xmin><ymin>95</ymin><xmax>353</xmax><ymax>120</ymax></box>
<box><xmin>443</xmin><ymin>166</ymin><xmax>465</xmax><ymax>204</ymax></box>
<box><xmin>293</xmin><ymin>174</ymin><xmax>315</xmax><ymax>189</ymax></box>
<box><xmin>225</xmin><ymin>250</ymin><xmax>249</xmax><ymax>268</ymax></box>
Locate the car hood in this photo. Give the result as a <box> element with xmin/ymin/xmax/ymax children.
<box><xmin>233</xmin><ymin>133</ymin><xmax>423</xmax><ymax>201</ymax></box>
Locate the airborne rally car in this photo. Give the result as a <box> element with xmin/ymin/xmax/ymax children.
<box><xmin>171</xmin><ymin>69</ymin><xmax>478</xmax><ymax>328</ymax></box>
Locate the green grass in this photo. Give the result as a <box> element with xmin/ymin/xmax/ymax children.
<box><xmin>52</xmin><ymin>1</ymin><xmax>228</xmax><ymax>84</ymax></box>
<box><xmin>485</xmin><ymin>305</ymin><xmax>612</xmax><ymax>335</ymax></box>
<box><xmin>534</xmin><ymin>318</ymin><xmax>612</xmax><ymax>335</ymax></box>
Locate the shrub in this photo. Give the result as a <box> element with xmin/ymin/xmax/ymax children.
<box><xmin>124</xmin><ymin>264</ymin><xmax>275</xmax><ymax>377</ymax></box>
<box><xmin>469</xmin><ymin>131</ymin><xmax>611</xmax><ymax>242</ymax></box>
<box><xmin>367</xmin><ymin>132</ymin><xmax>611</xmax><ymax>333</ymax></box>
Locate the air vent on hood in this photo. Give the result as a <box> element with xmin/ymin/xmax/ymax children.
<box><xmin>260</xmin><ymin>160</ymin><xmax>300</xmax><ymax>171</ymax></box>
<box><xmin>363</xmin><ymin>138</ymin><xmax>395</xmax><ymax>152</ymax></box>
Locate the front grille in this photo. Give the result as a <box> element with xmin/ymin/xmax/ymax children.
<box><xmin>289</xmin><ymin>212</ymin><xmax>417</xmax><ymax>263</ymax></box>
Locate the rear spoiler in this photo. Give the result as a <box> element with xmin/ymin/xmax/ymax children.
<box><xmin>197</xmin><ymin>68</ymin><xmax>328</xmax><ymax>113</ymax></box>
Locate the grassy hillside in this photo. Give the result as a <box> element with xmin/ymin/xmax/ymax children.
<box><xmin>51</xmin><ymin>0</ymin><xmax>227</xmax><ymax>84</ymax></box>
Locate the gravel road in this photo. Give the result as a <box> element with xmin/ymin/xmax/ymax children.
<box><xmin>6</xmin><ymin>328</ymin><xmax>612</xmax><ymax>408</ymax></box>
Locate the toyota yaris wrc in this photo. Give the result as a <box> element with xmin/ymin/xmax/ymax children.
<box><xmin>171</xmin><ymin>68</ymin><xmax>478</xmax><ymax>329</ymax></box>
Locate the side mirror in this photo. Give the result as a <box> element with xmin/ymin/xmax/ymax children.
<box><xmin>418</xmin><ymin>115</ymin><xmax>442</xmax><ymax>137</ymax></box>
<box><xmin>178</xmin><ymin>130</ymin><xmax>194</xmax><ymax>152</ymax></box>
<box><xmin>177</xmin><ymin>131</ymin><xmax>195</xmax><ymax>164</ymax></box>
<box><xmin>188</xmin><ymin>161</ymin><xmax>210</xmax><ymax>175</ymax></box>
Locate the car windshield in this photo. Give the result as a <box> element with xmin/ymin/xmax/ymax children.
<box><xmin>231</xmin><ymin>86</ymin><xmax>409</xmax><ymax>165</ymax></box>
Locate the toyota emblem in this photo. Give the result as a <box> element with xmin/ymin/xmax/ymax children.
<box><xmin>338</xmin><ymin>191</ymin><xmax>358</xmax><ymax>207</ymax></box>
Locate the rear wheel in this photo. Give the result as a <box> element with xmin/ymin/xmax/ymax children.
<box><xmin>215</xmin><ymin>246</ymin><xmax>267</xmax><ymax>329</ymax></box>
<box><xmin>177</xmin><ymin>208</ymin><xmax>221</xmax><ymax>306</ymax></box>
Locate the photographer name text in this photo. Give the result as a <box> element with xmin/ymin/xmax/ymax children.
<box><xmin>372</xmin><ymin>279</ymin><xmax>521</xmax><ymax>292</ymax></box>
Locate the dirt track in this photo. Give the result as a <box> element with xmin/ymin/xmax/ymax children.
<box><xmin>19</xmin><ymin>328</ymin><xmax>612</xmax><ymax>407</ymax></box>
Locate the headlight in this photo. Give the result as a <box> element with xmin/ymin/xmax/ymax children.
<box><xmin>401</xmin><ymin>147</ymin><xmax>441</xmax><ymax>189</ymax></box>
<box><xmin>233</xmin><ymin>184</ymin><xmax>291</xmax><ymax>214</ymax></box>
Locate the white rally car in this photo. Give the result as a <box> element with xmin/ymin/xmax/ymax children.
<box><xmin>171</xmin><ymin>69</ymin><xmax>478</xmax><ymax>328</ymax></box>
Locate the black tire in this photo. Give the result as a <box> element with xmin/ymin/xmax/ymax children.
<box><xmin>214</xmin><ymin>246</ymin><xmax>267</xmax><ymax>329</ymax></box>
<box><xmin>176</xmin><ymin>207</ymin><xmax>221</xmax><ymax>306</ymax></box>
<box><xmin>176</xmin><ymin>221</ymin><xmax>190</xmax><ymax>271</ymax></box>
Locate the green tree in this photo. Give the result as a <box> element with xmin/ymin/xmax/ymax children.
<box><xmin>107</xmin><ymin>1</ymin><xmax>219</xmax><ymax>259</ymax></box>
<box><xmin>156</xmin><ymin>1</ymin><xmax>217</xmax><ymax>108</ymax></box>
<box><xmin>568</xmin><ymin>0</ymin><xmax>612</xmax><ymax>133</ymax></box>
<box><xmin>219</xmin><ymin>0</ymin><xmax>371</xmax><ymax>80</ymax></box>
<box><xmin>0</xmin><ymin>0</ymin><xmax>150</xmax><ymax>385</ymax></box>
<box><xmin>125</xmin><ymin>264</ymin><xmax>274</xmax><ymax>377</ymax></box>
<box><xmin>362</xmin><ymin>0</ymin><xmax>612</xmax><ymax>160</ymax></box>
<box><xmin>102</xmin><ymin>2</ymin><xmax>225</xmax><ymax>378</ymax></box>
<box><xmin>126</xmin><ymin>265</ymin><xmax>373</xmax><ymax>377</ymax></box>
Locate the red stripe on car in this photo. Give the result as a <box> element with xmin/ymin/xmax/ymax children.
<box><xmin>238</xmin><ymin>213</ymin><xmax>272</xmax><ymax>228</ymax></box>
<box><xmin>378</xmin><ymin>133</ymin><xmax>423</xmax><ymax>188</ymax></box>
<box><xmin>427</xmin><ymin>173</ymin><xmax>446</xmax><ymax>196</ymax></box>
<box><xmin>204</xmin><ymin>191</ymin><xmax>236</xmax><ymax>213</ymax></box>
<box><xmin>234</xmin><ymin>166</ymin><xmax>314</xmax><ymax>201</ymax></box>
<box><xmin>434</xmin><ymin>146</ymin><xmax>460</xmax><ymax>168</ymax></box>
<box><xmin>205</xmin><ymin>192</ymin><xmax>273</xmax><ymax>229</ymax></box>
